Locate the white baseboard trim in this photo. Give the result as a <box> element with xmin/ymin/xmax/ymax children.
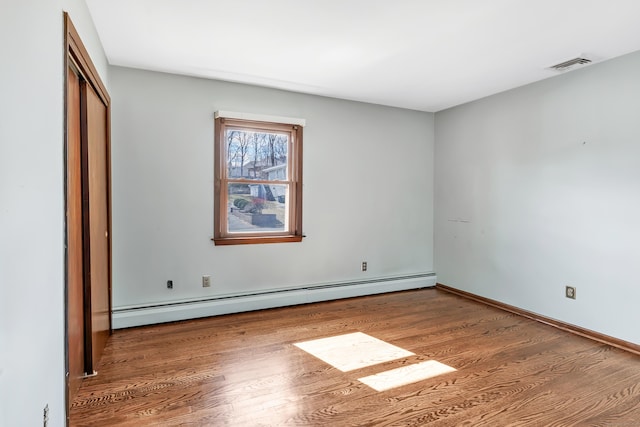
<box><xmin>112</xmin><ymin>273</ymin><xmax>436</xmax><ymax>329</ymax></box>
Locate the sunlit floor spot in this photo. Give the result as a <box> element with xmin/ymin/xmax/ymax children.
<box><xmin>294</xmin><ymin>332</ymin><xmax>414</xmax><ymax>372</ymax></box>
<box><xmin>358</xmin><ymin>360</ymin><xmax>457</xmax><ymax>392</ymax></box>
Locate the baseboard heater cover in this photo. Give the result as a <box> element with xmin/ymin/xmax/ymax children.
<box><xmin>112</xmin><ymin>273</ymin><xmax>436</xmax><ymax>329</ymax></box>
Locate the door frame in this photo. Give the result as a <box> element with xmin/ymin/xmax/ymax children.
<box><xmin>63</xmin><ymin>11</ymin><xmax>112</xmax><ymax>421</ymax></box>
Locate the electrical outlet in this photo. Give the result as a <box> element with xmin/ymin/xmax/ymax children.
<box><xmin>167</xmin><ymin>280</ymin><xmax>173</xmax><ymax>289</ymax></box>
<box><xmin>361</xmin><ymin>261</ymin><xmax>367</xmax><ymax>272</ymax></box>
<box><xmin>202</xmin><ymin>275</ymin><xmax>211</xmax><ymax>288</ymax></box>
<box><xmin>565</xmin><ymin>286</ymin><xmax>576</xmax><ymax>299</ymax></box>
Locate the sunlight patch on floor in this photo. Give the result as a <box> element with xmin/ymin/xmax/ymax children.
<box><xmin>294</xmin><ymin>332</ymin><xmax>414</xmax><ymax>372</ymax></box>
<box><xmin>294</xmin><ymin>332</ymin><xmax>458</xmax><ymax>392</ymax></box>
<box><xmin>358</xmin><ymin>360</ymin><xmax>457</xmax><ymax>392</ymax></box>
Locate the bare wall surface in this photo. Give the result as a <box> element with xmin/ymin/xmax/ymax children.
<box><xmin>435</xmin><ymin>50</ymin><xmax>640</xmax><ymax>344</ymax></box>
<box><xmin>109</xmin><ymin>66</ymin><xmax>435</xmax><ymax>313</ymax></box>
<box><xmin>0</xmin><ymin>1</ymin><xmax>108</xmax><ymax>426</ymax></box>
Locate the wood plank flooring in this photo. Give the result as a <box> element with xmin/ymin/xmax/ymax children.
<box><xmin>69</xmin><ymin>288</ymin><xmax>640</xmax><ymax>426</ymax></box>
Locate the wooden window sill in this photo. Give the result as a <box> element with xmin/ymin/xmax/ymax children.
<box><xmin>212</xmin><ymin>235</ymin><xmax>303</xmax><ymax>246</ymax></box>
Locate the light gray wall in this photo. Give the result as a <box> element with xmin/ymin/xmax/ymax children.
<box><xmin>109</xmin><ymin>66</ymin><xmax>435</xmax><ymax>311</ymax></box>
<box><xmin>0</xmin><ymin>1</ymin><xmax>108</xmax><ymax>426</ymax></box>
<box><xmin>435</xmin><ymin>50</ymin><xmax>640</xmax><ymax>344</ymax></box>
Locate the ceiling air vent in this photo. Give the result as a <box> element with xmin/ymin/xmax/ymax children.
<box><xmin>548</xmin><ymin>57</ymin><xmax>592</xmax><ymax>72</ymax></box>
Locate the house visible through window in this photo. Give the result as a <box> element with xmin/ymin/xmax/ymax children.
<box><xmin>213</xmin><ymin>112</ymin><xmax>303</xmax><ymax>245</ymax></box>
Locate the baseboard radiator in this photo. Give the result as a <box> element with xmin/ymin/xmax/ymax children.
<box><xmin>112</xmin><ymin>273</ymin><xmax>436</xmax><ymax>329</ymax></box>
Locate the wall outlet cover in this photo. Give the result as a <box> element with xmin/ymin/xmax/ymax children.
<box><xmin>565</xmin><ymin>286</ymin><xmax>576</xmax><ymax>299</ymax></box>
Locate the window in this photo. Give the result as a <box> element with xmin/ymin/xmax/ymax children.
<box><xmin>213</xmin><ymin>112</ymin><xmax>303</xmax><ymax>245</ymax></box>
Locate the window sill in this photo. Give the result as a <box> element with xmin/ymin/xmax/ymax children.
<box><xmin>212</xmin><ymin>235</ymin><xmax>303</xmax><ymax>246</ymax></box>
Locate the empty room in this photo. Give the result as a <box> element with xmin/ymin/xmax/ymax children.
<box><xmin>2</xmin><ymin>1</ymin><xmax>640</xmax><ymax>426</ymax></box>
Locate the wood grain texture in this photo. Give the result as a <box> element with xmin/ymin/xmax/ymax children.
<box><xmin>70</xmin><ymin>289</ymin><xmax>640</xmax><ymax>426</ymax></box>
<box><xmin>86</xmin><ymin>85</ymin><xmax>111</xmax><ymax>367</ymax></box>
<box><xmin>436</xmin><ymin>283</ymin><xmax>640</xmax><ymax>356</ymax></box>
<box><xmin>66</xmin><ymin>65</ymin><xmax>85</xmax><ymax>401</ymax></box>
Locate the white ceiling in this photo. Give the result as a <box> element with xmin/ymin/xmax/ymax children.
<box><xmin>86</xmin><ymin>0</ymin><xmax>640</xmax><ymax>112</ymax></box>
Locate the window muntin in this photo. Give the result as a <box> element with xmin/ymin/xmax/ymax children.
<box><xmin>214</xmin><ymin>117</ymin><xmax>302</xmax><ymax>245</ymax></box>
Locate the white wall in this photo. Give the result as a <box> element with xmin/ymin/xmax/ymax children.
<box><xmin>109</xmin><ymin>66</ymin><xmax>435</xmax><ymax>317</ymax></box>
<box><xmin>435</xmin><ymin>51</ymin><xmax>640</xmax><ymax>344</ymax></box>
<box><xmin>0</xmin><ymin>1</ymin><xmax>108</xmax><ymax>426</ymax></box>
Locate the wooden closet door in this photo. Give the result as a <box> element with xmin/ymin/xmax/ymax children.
<box><xmin>84</xmin><ymin>84</ymin><xmax>111</xmax><ymax>366</ymax></box>
<box><xmin>65</xmin><ymin>14</ymin><xmax>112</xmax><ymax>418</ymax></box>
<box><xmin>66</xmin><ymin>65</ymin><xmax>85</xmax><ymax>400</ymax></box>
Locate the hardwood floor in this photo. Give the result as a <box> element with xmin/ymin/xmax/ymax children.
<box><xmin>70</xmin><ymin>288</ymin><xmax>640</xmax><ymax>426</ymax></box>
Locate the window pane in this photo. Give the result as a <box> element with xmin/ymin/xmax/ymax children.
<box><xmin>228</xmin><ymin>183</ymin><xmax>288</xmax><ymax>233</ymax></box>
<box><xmin>226</xmin><ymin>130</ymin><xmax>288</xmax><ymax>180</ymax></box>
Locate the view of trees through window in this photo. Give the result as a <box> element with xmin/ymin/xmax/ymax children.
<box><xmin>226</xmin><ymin>130</ymin><xmax>288</xmax><ymax>179</ymax></box>
<box><xmin>225</xmin><ymin>129</ymin><xmax>290</xmax><ymax>233</ymax></box>
<box><xmin>214</xmin><ymin>115</ymin><xmax>302</xmax><ymax>245</ymax></box>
